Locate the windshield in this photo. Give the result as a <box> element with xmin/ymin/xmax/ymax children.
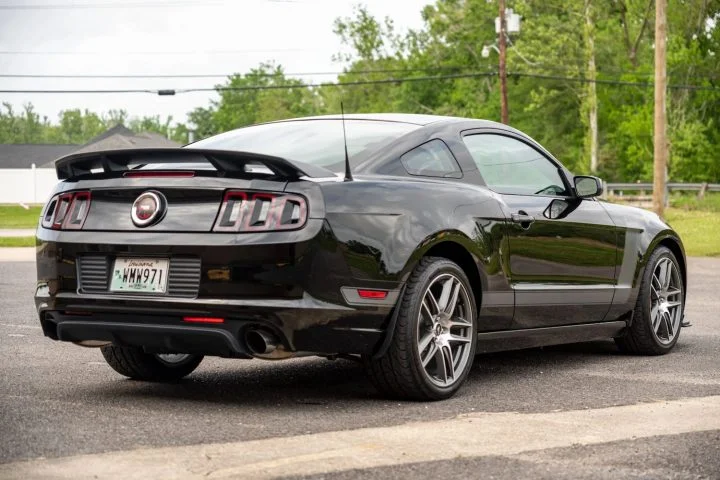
<box><xmin>187</xmin><ymin>119</ymin><xmax>420</xmax><ymax>173</ymax></box>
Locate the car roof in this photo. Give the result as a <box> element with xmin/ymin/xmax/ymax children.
<box><xmin>265</xmin><ymin>113</ymin><xmax>505</xmax><ymax>128</ymax></box>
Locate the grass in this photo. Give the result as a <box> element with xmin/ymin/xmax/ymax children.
<box><xmin>0</xmin><ymin>236</ymin><xmax>36</xmax><ymax>247</ymax></box>
<box><xmin>668</xmin><ymin>191</ymin><xmax>720</xmax><ymax>212</ymax></box>
<box><xmin>664</xmin><ymin>209</ymin><xmax>720</xmax><ymax>257</ymax></box>
<box><xmin>0</xmin><ymin>198</ymin><xmax>716</xmax><ymax>256</ymax></box>
<box><xmin>0</xmin><ymin>205</ymin><xmax>43</xmax><ymax>229</ymax></box>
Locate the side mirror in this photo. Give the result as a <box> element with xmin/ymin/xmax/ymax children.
<box><xmin>574</xmin><ymin>176</ymin><xmax>603</xmax><ymax>198</ymax></box>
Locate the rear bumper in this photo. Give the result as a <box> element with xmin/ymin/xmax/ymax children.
<box><xmin>36</xmin><ymin>290</ymin><xmax>391</xmax><ymax>357</ymax></box>
<box><xmin>35</xmin><ymin>216</ymin><xmax>402</xmax><ymax>357</ymax></box>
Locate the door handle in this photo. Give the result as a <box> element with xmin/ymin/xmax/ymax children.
<box><xmin>511</xmin><ymin>211</ymin><xmax>535</xmax><ymax>225</ymax></box>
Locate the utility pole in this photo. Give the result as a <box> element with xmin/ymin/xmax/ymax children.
<box><xmin>584</xmin><ymin>0</ymin><xmax>598</xmax><ymax>173</ymax></box>
<box><xmin>498</xmin><ymin>0</ymin><xmax>509</xmax><ymax>124</ymax></box>
<box><xmin>652</xmin><ymin>0</ymin><xmax>668</xmax><ymax>216</ymax></box>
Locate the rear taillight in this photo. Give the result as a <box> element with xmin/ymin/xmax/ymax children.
<box><xmin>43</xmin><ymin>191</ymin><xmax>92</xmax><ymax>230</ymax></box>
<box><xmin>41</xmin><ymin>197</ymin><xmax>58</xmax><ymax>229</ymax></box>
<box><xmin>213</xmin><ymin>190</ymin><xmax>307</xmax><ymax>232</ymax></box>
<box><xmin>51</xmin><ymin>193</ymin><xmax>74</xmax><ymax>229</ymax></box>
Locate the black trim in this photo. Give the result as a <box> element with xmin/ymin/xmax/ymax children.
<box><xmin>55</xmin><ymin>147</ymin><xmax>336</xmax><ymax>180</ymax></box>
<box><xmin>475</xmin><ymin>321</ymin><xmax>627</xmax><ymax>354</ymax></box>
<box><xmin>55</xmin><ymin>320</ymin><xmax>251</xmax><ymax>358</ymax></box>
<box><xmin>372</xmin><ymin>285</ymin><xmax>406</xmax><ymax>359</ymax></box>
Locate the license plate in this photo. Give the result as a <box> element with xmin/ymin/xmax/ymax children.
<box><xmin>110</xmin><ymin>257</ymin><xmax>169</xmax><ymax>294</ymax></box>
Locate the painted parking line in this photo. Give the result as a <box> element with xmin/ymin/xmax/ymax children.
<box><xmin>1</xmin><ymin>395</ymin><xmax>719</xmax><ymax>480</ymax></box>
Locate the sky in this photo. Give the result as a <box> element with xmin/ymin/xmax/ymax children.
<box><xmin>0</xmin><ymin>0</ymin><xmax>430</xmax><ymax>125</ymax></box>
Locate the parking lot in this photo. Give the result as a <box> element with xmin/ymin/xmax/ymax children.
<box><xmin>1</xmin><ymin>254</ymin><xmax>719</xmax><ymax>479</ymax></box>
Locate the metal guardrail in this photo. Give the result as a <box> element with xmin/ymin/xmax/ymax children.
<box><xmin>606</xmin><ymin>183</ymin><xmax>720</xmax><ymax>192</ymax></box>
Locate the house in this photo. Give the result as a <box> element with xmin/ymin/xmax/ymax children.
<box><xmin>59</xmin><ymin>124</ymin><xmax>179</xmax><ymax>160</ymax></box>
<box><xmin>0</xmin><ymin>125</ymin><xmax>181</xmax><ymax>204</ymax></box>
<box><xmin>0</xmin><ymin>144</ymin><xmax>80</xmax><ymax>169</ymax></box>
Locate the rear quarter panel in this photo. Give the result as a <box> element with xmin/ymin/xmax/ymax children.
<box><xmin>319</xmin><ymin>176</ymin><xmax>512</xmax><ymax>328</ymax></box>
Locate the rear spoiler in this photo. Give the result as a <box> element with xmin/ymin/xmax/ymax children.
<box><xmin>54</xmin><ymin>147</ymin><xmax>338</xmax><ymax>180</ymax></box>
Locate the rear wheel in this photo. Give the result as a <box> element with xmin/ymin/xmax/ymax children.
<box><xmin>615</xmin><ymin>246</ymin><xmax>685</xmax><ymax>355</ymax></box>
<box><xmin>364</xmin><ymin>257</ymin><xmax>477</xmax><ymax>401</ymax></box>
<box><xmin>101</xmin><ymin>345</ymin><xmax>203</xmax><ymax>381</ymax></box>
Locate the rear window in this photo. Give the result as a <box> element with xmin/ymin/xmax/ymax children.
<box><xmin>400</xmin><ymin>140</ymin><xmax>462</xmax><ymax>178</ymax></box>
<box><xmin>188</xmin><ymin>119</ymin><xmax>420</xmax><ymax>174</ymax></box>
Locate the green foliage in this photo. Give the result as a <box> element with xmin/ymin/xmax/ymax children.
<box><xmin>2</xmin><ymin>0</ymin><xmax>718</xmax><ymax>184</ymax></box>
<box><xmin>0</xmin><ymin>103</ymin><xmax>51</xmax><ymax>143</ymax></box>
<box><xmin>0</xmin><ymin>103</ymin><xmax>179</xmax><ymax>145</ymax></box>
<box><xmin>55</xmin><ymin>109</ymin><xmax>105</xmax><ymax>143</ymax></box>
<box><xmin>184</xmin><ymin>63</ymin><xmax>323</xmax><ymax>138</ymax></box>
<box><xmin>318</xmin><ymin>0</ymin><xmax>720</xmax><ymax>183</ymax></box>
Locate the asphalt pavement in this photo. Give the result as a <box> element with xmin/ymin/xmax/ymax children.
<box><xmin>1</xmin><ymin>257</ymin><xmax>719</xmax><ymax>479</ymax></box>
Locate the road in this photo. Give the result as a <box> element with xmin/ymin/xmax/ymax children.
<box><xmin>0</xmin><ymin>255</ymin><xmax>719</xmax><ymax>479</ymax></box>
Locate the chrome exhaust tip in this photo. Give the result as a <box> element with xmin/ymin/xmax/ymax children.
<box><xmin>73</xmin><ymin>340</ymin><xmax>111</xmax><ymax>348</ymax></box>
<box><xmin>245</xmin><ymin>329</ymin><xmax>278</xmax><ymax>355</ymax></box>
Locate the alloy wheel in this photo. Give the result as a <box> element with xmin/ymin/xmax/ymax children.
<box><xmin>417</xmin><ymin>273</ymin><xmax>474</xmax><ymax>387</ymax></box>
<box><xmin>650</xmin><ymin>257</ymin><xmax>683</xmax><ymax>345</ymax></box>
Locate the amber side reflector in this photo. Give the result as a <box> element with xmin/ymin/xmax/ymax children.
<box><xmin>207</xmin><ymin>268</ymin><xmax>231</xmax><ymax>281</ymax></box>
<box><xmin>357</xmin><ymin>289</ymin><xmax>389</xmax><ymax>299</ymax></box>
<box><xmin>183</xmin><ymin>316</ymin><xmax>225</xmax><ymax>324</ymax></box>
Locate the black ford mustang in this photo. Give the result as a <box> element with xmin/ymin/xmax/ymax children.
<box><xmin>35</xmin><ymin>114</ymin><xmax>686</xmax><ymax>400</ymax></box>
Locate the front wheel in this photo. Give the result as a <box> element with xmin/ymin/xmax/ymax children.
<box><xmin>615</xmin><ymin>246</ymin><xmax>685</xmax><ymax>355</ymax></box>
<box><xmin>364</xmin><ymin>257</ymin><xmax>477</xmax><ymax>401</ymax></box>
<box><xmin>101</xmin><ymin>346</ymin><xmax>203</xmax><ymax>381</ymax></box>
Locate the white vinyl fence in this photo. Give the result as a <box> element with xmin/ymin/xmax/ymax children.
<box><xmin>0</xmin><ymin>166</ymin><xmax>59</xmax><ymax>204</ymax></box>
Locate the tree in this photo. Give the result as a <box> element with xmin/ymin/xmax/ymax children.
<box><xmin>56</xmin><ymin>109</ymin><xmax>106</xmax><ymax>143</ymax></box>
<box><xmin>2</xmin><ymin>0</ymin><xmax>718</xmax><ymax>185</ymax></box>
<box><xmin>179</xmin><ymin>63</ymin><xmax>322</xmax><ymax>140</ymax></box>
<box><xmin>0</xmin><ymin>103</ymin><xmax>51</xmax><ymax>143</ymax></box>
<box><xmin>128</xmin><ymin>115</ymin><xmax>173</xmax><ymax>138</ymax></box>
<box><xmin>326</xmin><ymin>0</ymin><xmax>719</xmax><ymax>183</ymax></box>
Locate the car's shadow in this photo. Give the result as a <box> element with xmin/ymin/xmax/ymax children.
<box><xmin>81</xmin><ymin>340</ymin><xmax>630</xmax><ymax>407</ymax></box>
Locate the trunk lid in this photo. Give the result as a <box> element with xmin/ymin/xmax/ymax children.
<box><xmin>50</xmin><ymin>148</ymin><xmax>331</xmax><ymax>233</ymax></box>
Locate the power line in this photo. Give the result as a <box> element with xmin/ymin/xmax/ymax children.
<box><xmin>1</xmin><ymin>64</ymin><xmax>717</xmax><ymax>79</ymax></box>
<box><xmin>0</xmin><ymin>67</ymin><xmax>471</xmax><ymax>78</ymax></box>
<box><xmin>0</xmin><ymin>71</ymin><xmax>717</xmax><ymax>94</ymax></box>
<box><xmin>0</xmin><ymin>73</ymin><xmax>497</xmax><ymax>94</ymax></box>
<box><xmin>186</xmin><ymin>72</ymin><xmax>499</xmax><ymax>93</ymax></box>
<box><xmin>510</xmin><ymin>72</ymin><xmax>720</xmax><ymax>91</ymax></box>
<box><xmin>0</xmin><ymin>0</ymin><xmax>300</xmax><ymax>10</ymax></box>
<box><xmin>0</xmin><ymin>48</ymin><xmax>317</xmax><ymax>55</ymax></box>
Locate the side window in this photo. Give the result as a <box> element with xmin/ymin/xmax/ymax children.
<box><xmin>400</xmin><ymin>139</ymin><xmax>462</xmax><ymax>178</ymax></box>
<box><xmin>463</xmin><ymin>134</ymin><xmax>568</xmax><ymax>196</ymax></box>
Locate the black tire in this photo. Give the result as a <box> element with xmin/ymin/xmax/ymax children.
<box><xmin>100</xmin><ymin>346</ymin><xmax>203</xmax><ymax>381</ymax></box>
<box><xmin>615</xmin><ymin>246</ymin><xmax>685</xmax><ymax>355</ymax></box>
<box><xmin>364</xmin><ymin>257</ymin><xmax>478</xmax><ymax>401</ymax></box>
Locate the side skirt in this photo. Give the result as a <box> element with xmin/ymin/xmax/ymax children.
<box><xmin>476</xmin><ymin>321</ymin><xmax>627</xmax><ymax>354</ymax></box>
